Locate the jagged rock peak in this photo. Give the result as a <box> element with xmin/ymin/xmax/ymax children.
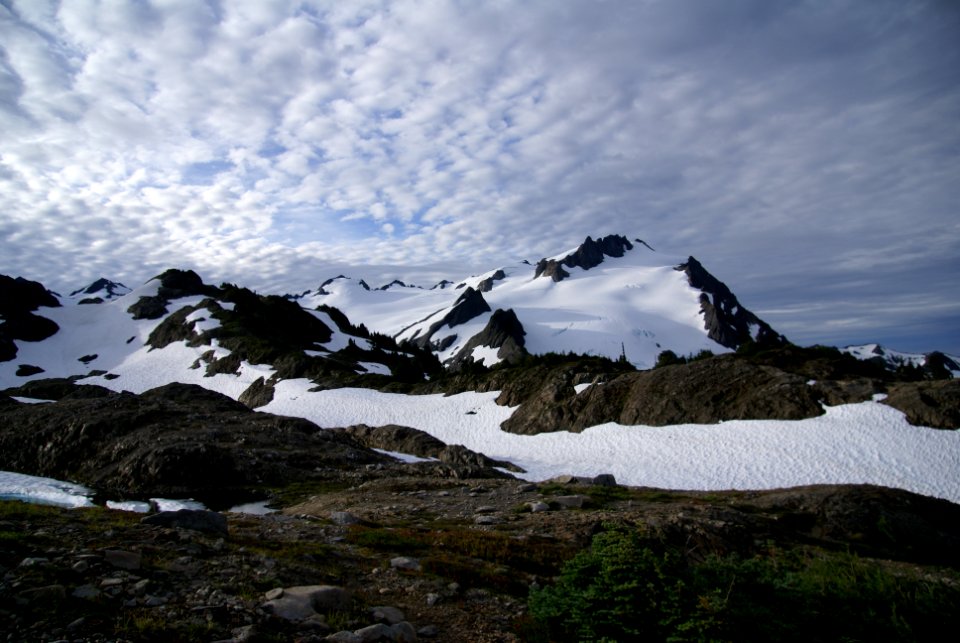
<box><xmin>69</xmin><ymin>278</ymin><xmax>130</xmax><ymax>302</ymax></box>
<box><xmin>448</xmin><ymin>308</ymin><xmax>527</xmax><ymax>371</ymax></box>
<box><xmin>447</xmin><ymin>287</ymin><xmax>492</xmax><ymax>328</ymax></box>
<box><xmin>405</xmin><ymin>287</ymin><xmax>492</xmax><ymax>351</ymax></box>
<box><xmin>534</xmin><ymin>234</ymin><xmax>636</xmax><ymax>281</ymax></box>
<box><xmin>128</xmin><ymin>269</ymin><xmax>220</xmax><ymax>321</ymax></box>
<box><xmin>477</xmin><ymin>269</ymin><xmax>506</xmax><ymax>293</ymax></box>
<box><xmin>377</xmin><ymin>279</ymin><xmax>410</xmax><ymax>291</ymax></box>
<box><xmin>675</xmin><ymin>256</ymin><xmax>785</xmax><ymax>349</ymax></box>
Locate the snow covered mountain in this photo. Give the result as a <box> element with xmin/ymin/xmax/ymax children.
<box><xmin>295</xmin><ymin>234</ymin><xmax>784</xmax><ymax>370</ymax></box>
<box><xmin>842</xmin><ymin>344</ymin><xmax>960</xmax><ymax>378</ymax></box>
<box><xmin>68</xmin><ymin>278</ymin><xmax>131</xmax><ymax>303</ymax></box>
<box><xmin>2</xmin><ymin>236</ymin><xmax>959</xmax><ymax>504</ymax></box>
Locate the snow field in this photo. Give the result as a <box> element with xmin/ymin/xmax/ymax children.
<box><xmin>261</xmin><ymin>381</ymin><xmax>960</xmax><ymax>504</ymax></box>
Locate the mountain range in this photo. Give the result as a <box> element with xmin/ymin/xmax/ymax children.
<box><xmin>1</xmin><ymin>232</ymin><xmax>958</xmax><ymax>505</ymax></box>
<box><xmin>3</xmin><ymin>233</ymin><xmax>953</xmax><ymax>386</ymax></box>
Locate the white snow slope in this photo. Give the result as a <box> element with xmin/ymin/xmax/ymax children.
<box><xmin>299</xmin><ymin>244</ymin><xmax>723</xmax><ymax>369</ymax></box>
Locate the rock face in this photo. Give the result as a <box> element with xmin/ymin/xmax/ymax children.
<box><xmin>676</xmin><ymin>257</ymin><xmax>785</xmax><ymax>349</ymax></box>
<box><xmin>0</xmin><ymin>381</ymin><xmax>388</xmax><ymax>502</ymax></box>
<box><xmin>883</xmin><ymin>380</ymin><xmax>960</xmax><ymax>430</ymax></box>
<box><xmin>448</xmin><ymin>308</ymin><xmax>527</xmax><ymax>370</ymax></box>
<box><xmin>500</xmin><ymin>355</ymin><xmax>824</xmax><ymax>434</ymax></box>
<box><xmin>407</xmin><ymin>287</ymin><xmax>492</xmax><ymax>351</ymax></box>
<box><xmin>534</xmin><ymin>234</ymin><xmax>634</xmax><ymax>282</ymax></box>
<box><xmin>343</xmin><ymin>424</ymin><xmax>524</xmax><ymax>474</ymax></box>
<box><xmin>127</xmin><ymin>269</ymin><xmax>220</xmax><ymax>320</ymax></box>
<box><xmin>476</xmin><ymin>269</ymin><xmax>506</xmax><ymax>293</ymax></box>
<box><xmin>0</xmin><ymin>275</ymin><xmax>61</xmax><ymax>361</ymax></box>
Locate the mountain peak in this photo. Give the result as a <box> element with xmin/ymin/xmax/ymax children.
<box><xmin>676</xmin><ymin>256</ymin><xmax>785</xmax><ymax>349</ymax></box>
<box><xmin>534</xmin><ymin>234</ymin><xmax>636</xmax><ymax>281</ymax></box>
<box><xmin>69</xmin><ymin>278</ymin><xmax>131</xmax><ymax>303</ymax></box>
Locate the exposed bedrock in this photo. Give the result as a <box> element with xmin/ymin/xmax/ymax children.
<box><xmin>499</xmin><ymin>355</ymin><xmax>825</xmax><ymax>435</ymax></box>
<box><xmin>534</xmin><ymin>234</ymin><xmax>634</xmax><ymax>282</ymax></box>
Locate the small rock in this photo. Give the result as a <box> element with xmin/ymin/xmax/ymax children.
<box><xmin>330</xmin><ymin>511</ymin><xmax>361</xmax><ymax>526</ymax></box>
<box><xmin>474</xmin><ymin>515</ymin><xmax>497</xmax><ymax>525</ymax></box>
<box><xmin>425</xmin><ymin>593</ymin><xmax>440</xmax><ymax>606</ymax></box>
<box><xmin>144</xmin><ymin>595</ymin><xmax>167</xmax><ymax>607</ymax></box>
<box><xmin>18</xmin><ymin>556</ymin><xmax>50</xmax><ymax>568</ymax></box>
<box><xmin>516</xmin><ymin>483</ymin><xmax>538</xmax><ymax>493</ymax></box>
<box><xmin>71</xmin><ymin>560</ymin><xmax>90</xmax><ymax>573</ymax></box>
<box><xmin>553</xmin><ymin>495</ymin><xmax>590</xmax><ymax>509</ymax></box>
<box><xmin>354</xmin><ymin>623</ymin><xmax>395</xmax><ymax>642</ymax></box>
<box><xmin>100</xmin><ymin>578</ymin><xmax>124</xmax><ymax>588</ymax></box>
<box><xmin>264</xmin><ymin>587</ymin><xmax>285</xmax><ymax>600</ymax></box>
<box><xmin>262</xmin><ymin>585</ymin><xmax>349</xmax><ymax>621</ymax></box>
<box><xmin>474</xmin><ymin>505</ymin><xmax>497</xmax><ymax>514</ymax></box>
<box><xmin>417</xmin><ymin>624</ymin><xmax>439</xmax><ymax>638</ymax></box>
<box><xmin>390</xmin><ymin>556</ymin><xmax>421</xmax><ymax>572</ymax></box>
<box><xmin>326</xmin><ymin>632</ymin><xmax>362</xmax><ymax>643</ymax></box>
<box><xmin>131</xmin><ymin>579</ymin><xmax>150</xmax><ymax>597</ymax></box>
<box><xmin>230</xmin><ymin>625</ymin><xmax>260</xmax><ymax>642</ymax></box>
<box><xmin>527</xmin><ymin>501</ymin><xmax>550</xmax><ymax>513</ymax></box>
<box><xmin>370</xmin><ymin>605</ymin><xmax>405</xmax><ymax>624</ymax></box>
<box><xmin>592</xmin><ymin>473</ymin><xmax>618</xmax><ymax>486</ymax></box>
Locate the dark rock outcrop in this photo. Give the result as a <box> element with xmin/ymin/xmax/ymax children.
<box><xmin>476</xmin><ymin>270</ymin><xmax>506</xmax><ymax>293</ymax></box>
<box><xmin>534</xmin><ymin>234</ymin><xmax>634</xmax><ymax>282</ymax></box>
<box><xmin>0</xmin><ymin>275</ymin><xmax>61</xmax><ymax>360</ymax></box>
<box><xmin>2</xmin><ymin>378</ymin><xmax>113</xmax><ymax>401</ymax></box>
<box><xmin>127</xmin><ymin>269</ymin><xmax>221</xmax><ymax>320</ymax></box>
<box><xmin>500</xmin><ymin>354</ymin><xmax>824</xmax><ymax>434</ymax></box>
<box><xmin>342</xmin><ymin>424</ymin><xmax>523</xmax><ymax>474</ymax></box>
<box><xmin>883</xmin><ymin>379</ymin><xmax>960</xmax><ymax>429</ymax></box>
<box><xmin>0</xmin><ymin>275</ymin><xmax>60</xmax><ymax>313</ymax></box>
<box><xmin>448</xmin><ymin>308</ymin><xmax>527</xmax><ymax>370</ymax></box>
<box><xmin>676</xmin><ymin>256</ymin><xmax>785</xmax><ymax>349</ymax></box>
<box><xmin>0</xmin><ymin>382</ymin><xmax>387</xmax><ymax>503</ymax></box>
<box><xmin>238</xmin><ymin>376</ymin><xmax>276</xmax><ymax>409</ymax></box>
<box><xmin>408</xmin><ymin>288</ymin><xmax>492</xmax><ymax>351</ymax></box>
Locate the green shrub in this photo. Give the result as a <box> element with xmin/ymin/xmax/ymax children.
<box><xmin>528</xmin><ymin>527</ymin><xmax>960</xmax><ymax>642</ymax></box>
<box><xmin>529</xmin><ymin>527</ymin><xmax>685</xmax><ymax>641</ymax></box>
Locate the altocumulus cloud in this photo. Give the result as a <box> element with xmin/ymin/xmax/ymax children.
<box><xmin>0</xmin><ymin>0</ymin><xmax>958</xmax><ymax>352</ymax></box>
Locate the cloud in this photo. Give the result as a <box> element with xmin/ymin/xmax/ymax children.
<box><xmin>0</xmin><ymin>0</ymin><xmax>958</xmax><ymax>352</ymax></box>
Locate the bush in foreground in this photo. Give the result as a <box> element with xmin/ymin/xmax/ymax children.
<box><xmin>527</xmin><ymin>526</ymin><xmax>960</xmax><ymax>642</ymax></box>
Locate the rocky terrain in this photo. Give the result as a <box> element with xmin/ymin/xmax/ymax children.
<box><xmin>4</xmin><ymin>474</ymin><xmax>960</xmax><ymax>643</ymax></box>
<box><xmin>1</xmin><ymin>366</ymin><xmax>959</xmax><ymax>641</ymax></box>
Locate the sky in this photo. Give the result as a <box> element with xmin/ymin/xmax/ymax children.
<box><xmin>1</xmin><ymin>0</ymin><xmax>958</xmax><ymax>354</ymax></box>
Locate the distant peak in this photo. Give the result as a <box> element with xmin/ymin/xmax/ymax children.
<box><xmin>69</xmin><ymin>278</ymin><xmax>130</xmax><ymax>300</ymax></box>
<box><xmin>534</xmin><ymin>234</ymin><xmax>635</xmax><ymax>281</ymax></box>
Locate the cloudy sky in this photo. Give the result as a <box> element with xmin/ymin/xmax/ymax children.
<box><xmin>1</xmin><ymin>0</ymin><xmax>958</xmax><ymax>353</ymax></box>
